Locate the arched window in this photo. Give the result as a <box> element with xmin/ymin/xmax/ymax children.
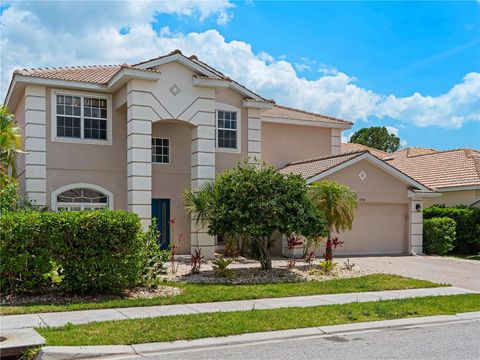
<box><xmin>52</xmin><ymin>184</ymin><xmax>113</xmax><ymax>211</ymax></box>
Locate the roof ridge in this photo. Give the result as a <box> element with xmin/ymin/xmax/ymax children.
<box><xmin>405</xmin><ymin>147</ymin><xmax>479</xmax><ymax>159</ymax></box>
<box><xmin>286</xmin><ymin>150</ymin><xmax>367</xmax><ymax>167</ymax></box>
<box><xmin>343</xmin><ymin>142</ymin><xmax>389</xmax><ymax>154</ymax></box>
<box><xmin>272</xmin><ymin>104</ymin><xmax>353</xmax><ymax>125</ymax></box>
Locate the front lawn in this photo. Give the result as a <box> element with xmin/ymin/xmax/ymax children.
<box><xmin>0</xmin><ymin>274</ymin><xmax>442</xmax><ymax>315</ymax></box>
<box><xmin>38</xmin><ymin>293</ymin><xmax>480</xmax><ymax>345</ymax></box>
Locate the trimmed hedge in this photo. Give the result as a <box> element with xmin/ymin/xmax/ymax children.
<box><xmin>423</xmin><ymin>217</ymin><xmax>456</xmax><ymax>255</ymax></box>
<box><xmin>423</xmin><ymin>205</ymin><xmax>480</xmax><ymax>253</ymax></box>
<box><xmin>0</xmin><ymin>210</ymin><xmax>156</xmax><ymax>295</ymax></box>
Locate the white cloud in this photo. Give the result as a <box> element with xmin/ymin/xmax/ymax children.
<box><xmin>385</xmin><ymin>126</ymin><xmax>399</xmax><ymax>136</ymax></box>
<box><xmin>294</xmin><ymin>63</ymin><xmax>312</xmax><ymax>72</ymax></box>
<box><xmin>1</xmin><ymin>2</ymin><xmax>479</xmax><ymax>130</ymax></box>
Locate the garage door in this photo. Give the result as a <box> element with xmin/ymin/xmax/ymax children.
<box><xmin>332</xmin><ymin>203</ymin><xmax>408</xmax><ymax>256</ymax></box>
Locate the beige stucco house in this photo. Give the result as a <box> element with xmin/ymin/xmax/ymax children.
<box><xmin>5</xmin><ymin>50</ymin><xmax>437</xmax><ymax>257</ymax></box>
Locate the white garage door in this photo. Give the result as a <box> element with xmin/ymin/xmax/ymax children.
<box><xmin>333</xmin><ymin>203</ymin><xmax>408</xmax><ymax>256</ymax></box>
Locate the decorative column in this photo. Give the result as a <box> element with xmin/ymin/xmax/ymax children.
<box><xmin>24</xmin><ymin>85</ymin><xmax>47</xmax><ymax>207</ymax></box>
<box><xmin>409</xmin><ymin>199</ymin><xmax>423</xmax><ymax>254</ymax></box>
<box><xmin>127</xmin><ymin>87</ymin><xmax>153</xmax><ymax>230</ymax></box>
<box><xmin>331</xmin><ymin>129</ymin><xmax>341</xmax><ymax>155</ymax></box>
<box><xmin>191</xmin><ymin>111</ymin><xmax>216</xmax><ymax>258</ymax></box>
<box><xmin>247</xmin><ymin>108</ymin><xmax>262</xmax><ymax>163</ymax></box>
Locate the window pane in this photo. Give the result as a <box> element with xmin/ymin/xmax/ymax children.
<box><xmin>152</xmin><ymin>137</ymin><xmax>170</xmax><ymax>163</ymax></box>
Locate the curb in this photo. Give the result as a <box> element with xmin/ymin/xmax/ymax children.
<box><xmin>35</xmin><ymin>312</ymin><xmax>480</xmax><ymax>360</ymax></box>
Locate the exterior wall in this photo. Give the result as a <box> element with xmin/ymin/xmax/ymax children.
<box><xmin>261</xmin><ymin>122</ymin><xmax>331</xmax><ymax>168</ymax></box>
<box><xmin>214</xmin><ymin>88</ymin><xmax>248</xmax><ymax>172</ymax></box>
<box><xmin>151</xmin><ymin>121</ymin><xmax>192</xmax><ymax>254</ymax></box>
<box><xmin>24</xmin><ymin>85</ymin><xmax>47</xmax><ymax>206</ymax></box>
<box><xmin>331</xmin><ymin>129</ymin><xmax>341</xmax><ymax>155</ymax></box>
<box><xmin>14</xmin><ymin>94</ymin><xmax>26</xmax><ymax>198</ymax></box>
<box><xmin>423</xmin><ymin>189</ymin><xmax>478</xmax><ymax>208</ymax></box>
<box><xmin>45</xmin><ymin>87</ymin><xmax>128</xmax><ymax>210</ymax></box>
<box><xmin>325</xmin><ymin>160</ymin><xmax>410</xmax><ymax>204</ymax></box>
<box><xmin>409</xmin><ymin>198</ymin><xmax>423</xmax><ymax>254</ymax></box>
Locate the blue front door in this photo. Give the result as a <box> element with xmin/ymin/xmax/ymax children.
<box><xmin>152</xmin><ymin>199</ymin><xmax>170</xmax><ymax>249</ymax></box>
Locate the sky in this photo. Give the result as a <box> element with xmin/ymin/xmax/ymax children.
<box><xmin>1</xmin><ymin>0</ymin><xmax>479</xmax><ymax>150</ymax></box>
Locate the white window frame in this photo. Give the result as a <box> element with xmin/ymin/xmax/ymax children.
<box><xmin>51</xmin><ymin>183</ymin><xmax>114</xmax><ymax>211</ymax></box>
<box><xmin>152</xmin><ymin>137</ymin><xmax>171</xmax><ymax>165</ymax></box>
<box><xmin>51</xmin><ymin>89</ymin><xmax>113</xmax><ymax>145</ymax></box>
<box><xmin>215</xmin><ymin>102</ymin><xmax>241</xmax><ymax>153</ymax></box>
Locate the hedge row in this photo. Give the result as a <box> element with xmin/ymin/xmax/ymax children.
<box><xmin>423</xmin><ymin>205</ymin><xmax>480</xmax><ymax>254</ymax></box>
<box><xmin>0</xmin><ymin>210</ymin><xmax>161</xmax><ymax>295</ymax></box>
<box><xmin>423</xmin><ymin>217</ymin><xmax>456</xmax><ymax>255</ymax></box>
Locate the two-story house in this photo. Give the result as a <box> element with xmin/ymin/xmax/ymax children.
<box><xmin>5</xmin><ymin>50</ymin><xmax>435</xmax><ymax>257</ymax></box>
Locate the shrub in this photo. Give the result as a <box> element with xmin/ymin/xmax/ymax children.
<box><xmin>0</xmin><ymin>210</ymin><xmax>158</xmax><ymax>294</ymax></box>
<box><xmin>423</xmin><ymin>205</ymin><xmax>480</xmax><ymax>253</ymax></box>
<box><xmin>190</xmin><ymin>249</ymin><xmax>204</xmax><ymax>274</ymax></box>
<box><xmin>423</xmin><ymin>217</ymin><xmax>456</xmax><ymax>255</ymax></box>
<box><xmin>211</xmin><ymin>257</ymin><xmax>235</xmax><ymax>279</ymax></box>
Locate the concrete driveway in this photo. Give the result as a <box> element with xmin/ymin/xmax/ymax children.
<box><xmin>346</xmin><ymin>255</ymin><xmax>480</xmax><ymax>291</ymax></box>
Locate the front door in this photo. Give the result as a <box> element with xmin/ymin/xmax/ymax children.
<box><xmin>152</xmin><ymin>199</ymin><xmax>170</xmax><ymax>249</ymax></box>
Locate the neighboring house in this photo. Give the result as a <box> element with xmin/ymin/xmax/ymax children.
<box><xmin>384</xmin><ymin>148</ymin><xmax>480</xmax><ymax>208</ymax></box>
<box><xmin>5</xmin><ymin>50</ymin><xmax>432</xmax><ymax>257</ymax></box>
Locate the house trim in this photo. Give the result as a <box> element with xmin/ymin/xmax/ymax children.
<box><xmin>51</xmin><ymin>183</ymin><xmax>114</xmax><ymax>210</ymax></box>
<box><xmin>262</xmin><ymin>116</ymin><xmax>352</xmax><ymax>129</ymax></box>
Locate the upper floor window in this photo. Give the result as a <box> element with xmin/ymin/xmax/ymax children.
<box><xmin>52</xmin><ymin>90</ymin><xmax>111</xmax><ymax>145</ymax></box>
<box><xmin>152</xmin><ymin>137</ymin><xmax>170</xmax><ymax>164</ymax></box>
<box><xmin>217</xmin><ymin>110</ymin><xmax>237</xmax><ymax>150</ymax></box>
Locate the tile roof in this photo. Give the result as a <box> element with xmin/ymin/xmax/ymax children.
<box><xmin>262</xmin><ymin>105</ymin><xmax>353</xmax><ymax>126</ymax></box>
<box><xmin>15</xmin><ymin>65</ymin><xmax>122</xmax><ymax>84</ymax></box>
<box><xmin>386</xmin><ymin>148</ymin><xmax>480</xmax><ymax>189</ymax></box>
<box><xmin>14</xmin><ymin>64</ymin><xmax>160</xmax><ymax>84</ymax></box>
<box><xmin>341</xmin><ymin>143</ymin><xmax>389</xmax><ymax>159</ymax></box>
<box><xmin>279</xmin><ymin>151</ymin><xmax>366</xmax><ymax>179</ymax></box>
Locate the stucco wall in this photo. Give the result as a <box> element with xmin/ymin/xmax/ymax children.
<box><xmin>151</xmin><ymin>121</ymin><xmax>193</xmax><ymax>254</ymax></box>
<box><xmin>261</xmin><ymin>122</ymin><xmax>332</xmax><ymax>168</ymax></box>
<box><xmin>423</xmin><ymin>189</ymin><xmax>478</xmax><ymax>208</ymax></box>
<box><xmin>14</xmin><ymin>93</ymin><xmax>26</xmax><ymax>197</ymax></box>
<box><xmin>45</xmin><ymin>87</ymin><xmax>128</xmax><ymax>210</ymax></box>
<box><xmin>324</xmin><ymin>159</ymin><xmax>410</xmax><ymax>204</ymax></box>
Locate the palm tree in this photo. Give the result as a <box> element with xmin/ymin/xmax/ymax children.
<box><xmin>182</xmin><ymin>181</ymin><xmax>217</xmax><ymax>227</ymax></box>
<box><xmin>0</xmin><ymin>105</ymin><xmax>22</xmax><ymax>184</ymax></box>
<box><xmin>308</xmin><ymin>180</ymin><xmax>357</xmax><ymax>258</ymax></box>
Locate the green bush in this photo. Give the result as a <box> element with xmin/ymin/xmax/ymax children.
<box><xmin>0</xmin><ymin>210</ymin><xmax>157</xmax><ymax>295</ymax></box>
<box><xmin>423</xmin><ymin>205</ymin><xmax>480</xmax><ymax>253</ymax></box>
<box><xmin>423</xmin><ymin>217</ymin><xmax>456</xmax><ymax>255</ymax></box>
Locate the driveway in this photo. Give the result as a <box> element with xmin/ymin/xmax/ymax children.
<box><xmin>346</xmin><ymin>255</ymin><xmax>480</xmax><ymax>291</ymax></box>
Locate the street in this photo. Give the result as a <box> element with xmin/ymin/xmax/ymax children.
<box><xmin>134</xmin><ymin>320</ymin><xmax>480</xmax><ymax>360</ymax></box>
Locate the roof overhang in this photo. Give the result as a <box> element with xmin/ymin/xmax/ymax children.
<box><xmin>407</xmin><ymin>190</ymin><xmax>441</xmax><ymax>199</ymax></box>
<box><xmin>243</xmin><ymin>99</ymin><xmax>274</xmax><ymax>110</ymax></box>
<box><xmin>192</xmin><ymin>76</ymin><xmax>230</xmax><ymax>89</ymax></box>
<box><xmin>262</xmin><ymin>116</ymin><xmax>352</xmax><ymax>129</ymax></box>
<box><xmin>305</xmin><ymin>152</ymin><xmax>432</xmax><ymax>192</ymax></box>
<box><xmin>436</xmin><ymin>184</ymin><xmax>480</xmax><ymax>192</ymax></box>
<box><xmin>4</xmin><ymin>68</ymin><xmax>161</xmax><ymax>110</ymax></box>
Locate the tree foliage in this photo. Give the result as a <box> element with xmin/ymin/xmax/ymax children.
<box><xmin>183</xmin><ymin>160</ymin><xmax>328</xmax><ymax>270</ymax></box>
<box><xmin>350</xmin><ymin>126</ymin><xmax>401</xmax><ymax>153</ymax></box>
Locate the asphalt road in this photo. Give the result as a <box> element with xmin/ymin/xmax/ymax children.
<box><xmin>137</xmin><ymin>320</ymin><xmax>480</xmax><ymax>360</ymax></box>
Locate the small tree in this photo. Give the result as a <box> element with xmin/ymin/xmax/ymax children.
<box><xmin>184</xmin><ymin>160</ymin><xmax>327</xmax><ymax>270</ymax></box>
<box><xmin>350</xmin><ymin>126</ymin><xmax>401</xmax><ymax>153</ymax></box>
<box><xmin>309</xmin><ymin>181</ymin><xmax>357</xmax><ymax>260</ymax></box>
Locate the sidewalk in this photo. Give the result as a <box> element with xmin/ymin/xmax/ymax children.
<box><xmin>1</xmin><ymin>286</ymin><xmax>474</xmax><ymax>331</ymax></box>
<box><xmin>35</xmin><ymin>312</ymin><xmax>480</xmax><ymax>360</ymax></box>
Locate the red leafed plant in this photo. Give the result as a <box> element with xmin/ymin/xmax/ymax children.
<box><xmin>287</xmin><ymin>259</ymin><xmax>296</xmax><ymax>269</ymax></box>
<box><xmin>323</xmin><ymin>237</ymin><xmax>344</xmax><ymax>261</ymax></box>
<box><xmin>190</xmin><ymin>248</ymin><xmax>204</xmax><ymax>274</ymax></box>
<box><xmin>169</xmin><ymin>218</ymin><xmax>183</xmax><ymax>274</ymax></box>
<box><xmin>287</xmin><ymin>235</ymin><xmax>303</xmax><ymax>250</ymax></box>
<box><xmin>304</xmin><ymin>250</ymin><xmax>316</xmax><ymax>265</ymax></box>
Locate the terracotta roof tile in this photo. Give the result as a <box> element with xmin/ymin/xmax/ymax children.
<box><xmin>386</xmin><ymin>148</ymin><xmax>480</xmax><ymax>189</ymax></box>
<box><xmin>15</xmin><ymin>65</ymin><xmax>122</xmax><ymax>84</ymax></box>
<box><xmin>341</xmin><ymin>143</ymin><xmax>389</xmax><ymax>159</ymax></box>
<box><xmin>262</xmin><ymin>105</ymin><xmax>353</xmax><ymax>126</ymax></box>
<box><xmin>279</xmin><ymin>151</ymin><xmax>365</xmax><ymax>179</ymax></box>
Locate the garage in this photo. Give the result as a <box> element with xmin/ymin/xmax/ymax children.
<box><xmin>279</xmin><ymin>150</ymin><xmax>430</xmax><ymax>256</ymax></box>
<box><xmin>334</xmin><ymin>203</ymin><xmax>408</xmax><ymax>256</ymax></box>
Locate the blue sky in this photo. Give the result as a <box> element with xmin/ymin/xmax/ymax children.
<box><xmin>1</xmin><ymin>1</ymin><xmax>479</xmax><ymax>149</ymax></box>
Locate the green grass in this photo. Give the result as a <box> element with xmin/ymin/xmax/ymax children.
<box><xmin>0</xmin><ymin>274</ymin><xmax>442</xmax><ymax>316</ymax></box>
<box><xmin>448</xmin><ymin>253</ymin><xmax>480</xmax><ymax>261</ymax></box>
<box><xmin>37</xmin><ymin>294</ymin><xmax>480</xmax><ymax>346</ymax></box>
